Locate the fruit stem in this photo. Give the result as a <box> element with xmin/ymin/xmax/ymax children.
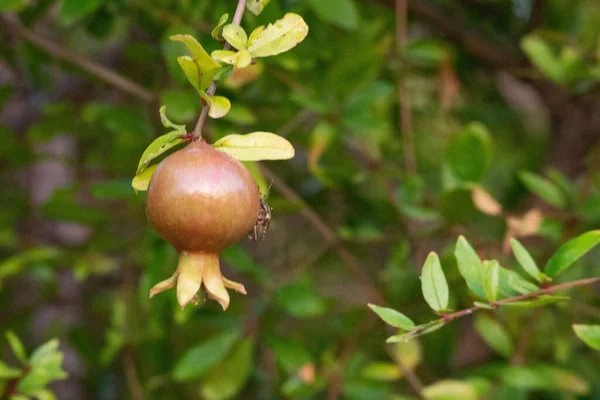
<box><xmin>191</xmin><ymin>0</ymin><xmax>248</xmax><ymax>141</ymax></box>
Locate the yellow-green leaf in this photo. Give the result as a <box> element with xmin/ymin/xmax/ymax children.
<box><xmin>136</xmin><ymin>131</ymin><xmax>183</xmax><ymax>174</ymax></box>
<box><xmin>171</xmin><ymin>35</ymin><xmax>221</xmax><ymax>91</ymax></box>
<box><xmin>212</xmin><ymin>132</ymin><xmax>295</xmax><ymax>161</ymax></box>
<box><xmin>209</xmin><ymin>96</ymin><xmax>231</xmax><ymax>119</ymax></box>
<box><xmin>177</xmin><ymin>56</ymin><xmax>220</xmax><ymax>92</ymax></box>
<box><xmin>573</xmin><ymin>324</ymin><xmax>600</xmax><ymax>351</ymax></box>
<box><xmin>132</xmin><ymin>164</ymin><xmax>158</xmax><ymax>192</ymax></box>
<box><xmin>247</xmin><ymin>13</ymin><xmax>308</xmax><ymax>58</ymax></box>
<box><xmin>222</xmin><ymin>24</ymin><xmax>248</xmax><ymax>51</ymax></box>
<box><xmin>159</xmin><ymin>105</ymin><xmax>186</xmax><ymax>133</ymax></box>
<box><xmin>246</xmin><ymin>0</ymin><xmax>271</xmax><ymax>15</ymax></box>
<box><xmin>423</xmin><ymin>380</ymin><xmax>478</xmax><ymax>400</ymax></box>
<box><xmin>212</xmin><ymin>50</ymin><xmax>252</xmax><ymax>68</ymax></box>
<box><xmin>170</xmin><ymin>34</ymin><xmax>220</xmax><ymax>70</ymax></box>
<box><xmin>211</xmin><ymin>13</ymin><xmax>229</xmax><ymax>40</ymax></box>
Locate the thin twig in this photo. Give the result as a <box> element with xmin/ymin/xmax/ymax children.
<box><xmin>1</xmin><ymin>16</ymin><xmax>155</xmax><ymax>102</ymax></box>
<box><xmin>401</xmin><ymin>277</ymin><xmax>600</xmax><ymax>339</ymax></box>
<box><xmin>123</xmin><ymin>347</ymin><xmax>147</xmax><ymax>400</ymax></box>
<box><xmin>259</xmin><ymin>166</ymin><xmax>385</xmax><ymax>304</ymax></box>
<box><xmin>396</xmin><ymin>0</ymin><xmax>417</xmax><ymax>175</ymax></box>
<box><xmin>191</xmin><ymin>0</ymin><xmax>247</xmax><ymax>141</ymax></box>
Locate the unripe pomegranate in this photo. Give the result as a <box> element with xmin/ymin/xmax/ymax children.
<box><xmin>146</xmin><ymin>141</ymin><xmax>260</xmax><ymax>310</ymax></box>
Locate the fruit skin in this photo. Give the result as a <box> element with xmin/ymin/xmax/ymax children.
<box><xmin>146</xmin><ymin>141</ymin><xmax>260</xmax><ymax>253</ymax></box>
<box><xmin>145</xmin><ymin>142</ymin><xmax>260</xmax><ymax>310</ymax></box>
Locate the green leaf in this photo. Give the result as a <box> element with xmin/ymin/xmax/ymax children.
<box><xmin>247</xmin><ymin>13</ymin><xmax>309</xmax><ymax>58</ymax></box>
<box><xmin>173</xmin><ymin>330</ymin><xmax>240</xmax><ymax>382</ymax></box>
<box><xmin>222</xmin><ymin>25</ymin><xmax>248</xmax><ymax>51</ymax></box>
<box><xmin>136</xmin><ymin>131</ymin><xmax>184</xmax><ymax>175</ymax></box>
<box><xmin>211</xmin><ymin>50</ymin><xmax>252</xmax><ymax>68</ymax></box>
<box><xmin>211</xmin><ymin>14</ymin><xmax>229</xmax><ymax>40</ymax></box>
<box><xmin>246</xmin><ymin>0</ymin><xmax>271</xmax><ymax>15</ymax></box>
<box><xmin>200</xmin><ymin>337</ymin><xmax>255</xmax><ymax>400</ymax></box>
<box><xmin>519</xmin><ymin>171</ymin><xmax>566</xmax><ymax>209</ymax></box>
<box><xmin>507</xmin><ymin>273</ymin><xmax>539</xmax><ymax>294</ymax></box>
<box><xmin>267</xmin><ymin>337</ymin><xmax>313</xmax><ymax>373</ymax></box>
<box><xmin>275</xmin><ymin>277</ymin><xmax>326</xmax><ymax>318</ymax></box>
<box><xmin>502</xmin><ymin>295</ymin><xmax>569</xmax><ymax>308</ymax></box>
<box><xmin>446</xmin><ymin>122</ymin><xmax>492</xmax><ymax>182</ymax></box>
<box><xmin>502</xmin><ymin>364</ymin><xmax>589</xmax><ymax>394</ymax></box>
<box><xmin>386</xmin><ymin>321</ymin><xmax>445</xmax><ymax>343</ymax></box>
<box><xmin>209</xmin><ymin>96</ymin><xmax>231</xmax><ymax>119</ymax></box>
<box><xmin>483</xmin><ymin>260</ymin><xmax>499</xmax><ymax>302</ymax></box>
<box><xmin>421</xmin><ymin>252</ymin><xmax>449</xmax><ymax>312</ymax></box>
<box><xmin>368</xmin><ymin>304</ymin><xmax>415</xmax><ymax>330</ymax></box>
<box><xmin>454</xmin><ymin>236</ymin><xmax>484</xmax><ymax>298</ymax></box>
<box><xmin>573</xmin><ymin>324</ymin><xmax>600</xmax><ymax>351</ymax></box>
<box><xmin>362</xmin><ymin>362</ymin><xmax>401</xmax><ymax>382</ymax></box>
<box><xmin>0</xmin><ymin>248</ymin><xmax>61</xmax><ymax>281</ymax></box>
<box><xmin>473</xmin><ymin>314</ymin><xmax>514</xmax><ymax>358</ymax></box>
<box><xmin>521</xmin><ymin>35</ymin><xmax>564</xmax><ymax>84</ymax></box>
<box><xmin>212</xmin><ymin>132</ymin><xmax>295</xmax><ymax>161</ymax></box>
<box><xmin>60</xmin><ymin>0</ymin><xmax>103</xmax><ymax>26</ymax></box>
<box><xmin>510</xmin><ymin>239</ymin><xmax>546</xmax><ymax>283</ymax></box>
<box><xmin>545</xmin><ymin>230</ymin><xmax>600</xmax><ymax>277</ymax></box>
<box><xmin>5</xmin><ymin>331</ymin><xmax>28</xmax><ymax>363</ymax></box>
<box><xmin>474</xmin><ymin>301</ymin><xmax>493</xmax><ymax>309</ymax></box>
<box><xmin>0</xmin><ymin>360</ymin><xmax>22</xmax><ymax>379</ymax></box>
<box><xmin>423</xmin><ymin>380</ymin><xmax>478</xmax><ymax>400</ymax></box>
<box><xmin>132</xmin><ymin>164</ymin><xmax>158</xmax><ymax>193</ymax></box>
<box><xmin>308</xmin><ymin>0</ymin><xmax>359</xmax><ymax>31</ymax></box>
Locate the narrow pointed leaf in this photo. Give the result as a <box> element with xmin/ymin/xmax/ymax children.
<box><xmin>511</xmin><ymin>239</ymin><xmax>545</xmax><ymax>282</ymax></box>
<box><xmin>212</xmin><ymin>132</ymin><xmax>295</xmax><ymax>161</ymax></box>
<box><xmin>503</xmin><ymin>295</ymin><xmax>569</xmax><ymax>308</ymax></box>
<box><xmin>368</xmin><ymin>304</ymin><xmax>415</xmax><ymax>330</ymax></box>
<box><xmin>222</xmin><ymin>24</ymin><xmax>248</xmax><ymax>51</ymax></box>
<box><xmin>6</xmin><ymin>331</ymin><xmax>27</xmax><ymax>363</ymax></box>
<box><xmin>573</xmin><ymin>324</ymin><xmax>600</xmax><ymax>351</ymax></box>
<box><xmin>545</xmin><ymin>230</ymin><xmax>600</xmax><ymax>277</ymax></box>
<box><xmin>474</xmin><ymin>314</ymin><xmax>514</xmax><ymax>357</ymax></box>
<box><xmin>173</xmin><ymin>330</ymin><xmax>240</xmax><ymax>382</ymax></box>
<box><xmin>247</xmin><ymin>13</ymin><xmax>309</xmax><ymax>58</ymax></box>
<box><xmin>136</xmin><ymin>131</ymin><xmax>183</xmax><ymax>174</ymax></box>
<box><xmin>386</xmin><ymin>320</ymin><xmax>445</xmax><ymax>343</ymax></box>
<box><xmin>421</xmin><ymin>252</ymin><xmax>449</xmax><ymax>312</ymax></box>
<box><xmin>454</xmin><ymin>236</ymin><xmax>484</xmax><ymax>298</ymax></box>
<box><xmin>483</xmin><ymin>260</ymin><xmax>499</xmax><ymax>302</ymax></box>
<box><xmin>519</xmin><ymin>171</ymin><xmax>566</xmax><ymax>209</ymax></box>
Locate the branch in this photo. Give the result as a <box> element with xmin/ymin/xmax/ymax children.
<box><xmin>401</xmin><ymin>277</ymin><xmax>600</xmax><ymax>339</ymax></box>
<box><xmin>396</xmin><ymin>0</ymin><xmax>417</xmax><ymax>175</ymax></box>
<box><xmin>1</xmin><ymin>15</ymin><xmax>155</xmax><ymax>103</ymax></box>
<box><xmin>191</xmin><ymin>0</ymin><xmax>247</xmax><ymax>141</ymax></box>
<box><xmin>375</xmin><ymin>0</ymin><xmax>526</xmax><ymax>68</ymax></box>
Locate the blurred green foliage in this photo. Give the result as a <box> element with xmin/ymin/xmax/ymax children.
<box><xmin>1</xmin><ymin>0</ymin><xmax>600</xmax><ymax>399</ymax></box>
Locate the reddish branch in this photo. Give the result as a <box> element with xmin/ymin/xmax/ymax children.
<box><xmin>401</xmin><ymin>276</ymin><xmax>600</xmax><ymax>339</ymax></box>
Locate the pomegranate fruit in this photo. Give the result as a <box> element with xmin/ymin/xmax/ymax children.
<box><xmin>146</xmin><ymin>141</ymin><xmax>260</xmax><ymax>310</ymax></box>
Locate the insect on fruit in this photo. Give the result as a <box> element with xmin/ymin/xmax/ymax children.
<box><xmin>248</xmin><ymin>195</ymin><xmax>272</xmax><ymax>242</ymax></box>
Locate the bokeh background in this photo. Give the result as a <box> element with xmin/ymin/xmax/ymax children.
<box><xmin>1</xmin><ymin>0</ymin><xmax>600</xmax><ymax>399</ymax></box>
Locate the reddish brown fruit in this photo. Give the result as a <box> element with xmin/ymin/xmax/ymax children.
<box><xmin>146</xmin><ymin>142</ymin><xmax>260</xmax><ymax>309</ymax></box>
